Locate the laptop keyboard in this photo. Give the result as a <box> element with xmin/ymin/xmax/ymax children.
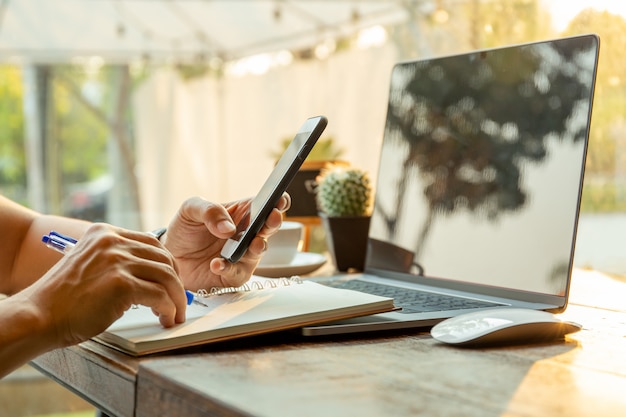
<box><xmin>334</xmin><ymin>280</ymin><xmax>504</xmax><ymax>314</ymax></box>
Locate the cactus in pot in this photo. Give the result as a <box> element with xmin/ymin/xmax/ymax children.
<box><xmin>315</xmin><ymin>163</ymin><xmax>373</xmax><ymax>271</ymax></box>
<box><xmin>315</xmin><ymin>164</ymin><xmax>372</xmax><ymax>217</ymax></box>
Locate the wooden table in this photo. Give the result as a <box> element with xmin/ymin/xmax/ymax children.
<box><xmin>31</xmin><ymin>269</ymin><xmax>626</xmax><ymax>417</ymax></box>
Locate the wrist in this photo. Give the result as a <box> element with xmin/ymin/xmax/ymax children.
<box><xmin>0</xmin><ymin>294</ymin><xmax>59</xmax><ymax>377</ymax></box>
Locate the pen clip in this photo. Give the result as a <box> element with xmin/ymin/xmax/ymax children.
<box><xmin>49</xmin><ymin>230</ymin><xmax>78</xmax><ymax>244</ymax></box>
<box><xmin>42</xmin><ymin>231</ymin><xmax>77</xmax><ymax>254</ymax></box>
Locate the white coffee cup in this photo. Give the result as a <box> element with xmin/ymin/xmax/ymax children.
<box><xmin>259</xmin><ymin>221</ymin><xmax>303</xmax><ymax>266</ymax></box>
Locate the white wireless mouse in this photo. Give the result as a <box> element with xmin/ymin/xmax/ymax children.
<box><xmin>430</xmin><ymin>307</ymin><xmax>582</xmax><ymax>347</ymax></box>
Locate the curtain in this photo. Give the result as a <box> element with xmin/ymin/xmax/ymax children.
<box><xmin>135</xmin><ymin>43</ymin><xmax>398</xmax><ymax>228</ymax></box>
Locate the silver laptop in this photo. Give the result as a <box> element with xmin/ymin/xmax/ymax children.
<box><xmin>303</xmin><ymin>34</ymin><xmax>600</xmax><ymax>336</ymax></box>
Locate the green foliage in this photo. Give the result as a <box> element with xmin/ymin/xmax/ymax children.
<box><xmin>316</xmin><ymin>164</ymin><xmax>372</xmax><ymax>217</ymax></box>
<box><xmin>467</xmin><ymin>0</ymin><xmax>553</xmax><ymax>48</ymax></box>
<box><xmin>271</xmin><ymin>136</ymin><xmax>344</xmax><ymax>161</ymax></box>
<box><xmin>581</xmin><ymin>181</ymin><xmax>626</xmax><ymax>212</ymax></box>
<box><xmin>0</xmin><ymin>66</ymin><xmax>25</xmax><ymax>185</ymax></box>
<box><xmin>563</xmin><ymin>11</ymin><xmax>626</xmax><ymax>179</ymax></box>
<box><xmin>0</xmin><ymin>65</ymin><xmax>111</xmax><ymax>193</ymax></box>
<box><xmin>558</xmin><ymin>10</ymin><xmax>626</xmax><ymax>213</ymax></box>
<box><xmin>176</xmin><ymin>62</ymin><xmax>215</xmax><ymax>80</ymax></box>
<box><xmin>52</xmin><ymin>67</ymin><xmax>110</xmax><ymax>184</ymax></box>
<box><xmin>31</xmin><ymin>411</ymin><xmax>94</xmax><ymax>417</ymax></box>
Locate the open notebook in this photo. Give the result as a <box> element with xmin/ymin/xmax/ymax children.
<box><xmin>95</xmin><ymin>276</ymin><xmax>394</xmax><ymax>356</ymax></box>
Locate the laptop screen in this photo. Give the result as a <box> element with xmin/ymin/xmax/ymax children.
<box><xmin>366</xmin><ymin>35</ymin><xmax>599</xmax><ymax>297</ymax></box>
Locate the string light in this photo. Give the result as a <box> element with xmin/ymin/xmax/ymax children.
<box><xmin>356</xmin><ymin>26</ymin><xmax>387</xmax><ymax>49</ymax></box>
<box><xmin>116</xmin><ymin>22</ymin><xmax>126</xmax><ymax>38</ymax></box>
<box><xmin>273</xmin><ymin>4</ymin><xmax>282</xmax><ymax>22</ymax></box>
<box><xmin>109</xmin><ymin>2</ymin><xmax>395</xmax><ymax>71</ymax></box>
<box><xmin>432</xmin><ymin>0</ymin><xmax>449</xmax><ymax>24</ymax></box>
<box><xmin>314</xmin><ymin>38</ymin><xmax>337</xmax><ymax>60</ymax></box>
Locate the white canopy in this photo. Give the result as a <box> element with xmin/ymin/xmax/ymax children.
<box><xmin>4</xmin><ymin>1</ymin><xmax>420</xmax><ymax>231</ymax></box>
<box><xmin>0</xmin><ymin>0</ymin><xmax>410</xmax><ymax>64</ymax></box>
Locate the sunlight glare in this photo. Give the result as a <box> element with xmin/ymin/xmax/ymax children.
<box><xmin>356</xmin><ymin>25</ymin><xmax>387</xmax><ymax>49</ymax></box>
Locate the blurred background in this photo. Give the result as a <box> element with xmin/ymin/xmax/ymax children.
<box><xmin>1</xmin><ymin>1</ymin><xmax>625</xmax><ymax>415</ymax></box>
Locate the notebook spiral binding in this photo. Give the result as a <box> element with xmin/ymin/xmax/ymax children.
<box><xmin>196</xmin><ymin>276</ymin><xmax>304</xmax><ymax>298</ymax></box>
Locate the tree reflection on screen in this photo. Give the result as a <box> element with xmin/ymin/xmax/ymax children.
<box><xmin>369</xmin><ymin>36</ymin><xmax>599</xmax><ymax>295</ymax></box>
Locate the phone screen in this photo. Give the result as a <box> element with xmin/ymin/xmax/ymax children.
<box><xmin>221</xmin><ymin>116</ymin><xmax>327</xmax><ymax>262</ymax></box>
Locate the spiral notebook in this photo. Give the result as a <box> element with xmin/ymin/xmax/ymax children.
<box><xmin>95</xmin><ymin>276</ymin><xmax>395</xmax><ymax>356</ymax></box>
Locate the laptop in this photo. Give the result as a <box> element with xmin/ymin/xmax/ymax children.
<box><xmin>303</xmin><ymin>34</ymin><xmax>600</xmax><ymax>336</ymax></box>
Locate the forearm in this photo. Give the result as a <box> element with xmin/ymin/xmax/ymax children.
<box><xmin>0</xmin><ymin>195</ymin><xmax>91</xmax><ymax>295</ymax></box>
<box><xmin>0</xmin><ymin>293</ymin><xmax>58</xmax><ymax>378</ymax></box>
<box><xmin>9</xmin><ymin>214</ymin><xmax>91</xmax><ymax>294</ymax></box>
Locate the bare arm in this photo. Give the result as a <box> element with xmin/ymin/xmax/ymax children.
<box><xmin>0</xmin><ymin>195</ymin><xmax>186</xmax><ymax>378</ymax></box>
<box><xmin>0</xmin><ymin>291</ymin><xmax>61</xmax><ymax>377</ymax></box>
<box><xmin>0</xmin><ymin>195</ymin><xmax>91</xmax><ymax>295</ymax></box>
<box><xmin>0</xmin><ymin>193</ymin><xmax>289</xmax><ymax>378</ymax></box>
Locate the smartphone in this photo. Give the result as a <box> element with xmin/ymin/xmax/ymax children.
<box><xmin>221</xmin><ymin>115</ymin><xmax>328</xmax><ymax>263</ymax></box>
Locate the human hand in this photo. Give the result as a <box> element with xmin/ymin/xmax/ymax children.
<box><xmin>18</xmin><ymin>223</ymin><xmax>187</xmax><ymax>348</ymax></box>
<box><xmin>163</xmin><ymin>194</ymin><xmax>291</xmax><ymax>290</ymax></box>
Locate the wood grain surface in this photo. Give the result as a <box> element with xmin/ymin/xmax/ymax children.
<box><xmin>31</xmin><ymin>269</ymin><xmax>626</xmax><ymax>417</ymax></box>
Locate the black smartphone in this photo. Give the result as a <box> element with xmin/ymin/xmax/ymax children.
<box><xmin>221</xmin><ymin>115</ymin><xmax>328</xmax><ymax>263</ymax></box>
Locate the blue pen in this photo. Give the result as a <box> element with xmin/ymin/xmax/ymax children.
<box><xmin>42</xmin><ymin>231</ymin><xmax>198</xmax><ymax>306</ymax></box>
<box><xmin>42</xmin><ymin>233</ymin><xmax>76</xmax><ymax>254</ymax></box>
<box><xmin>50</xmin><ymin>230</ymin><xmax>78</xmax><ymax>244</ymax></box>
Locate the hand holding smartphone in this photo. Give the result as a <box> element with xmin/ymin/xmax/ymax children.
<box><xmin>220</xmin><ymin>116</ymin><xmax>328</xmax><ymax>263</ymax></box>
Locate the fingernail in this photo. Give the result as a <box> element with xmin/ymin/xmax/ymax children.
<box><xmin>217</xmin><ymin>220</ymin><xmax>236</xmax><ymax>234</ymax></box>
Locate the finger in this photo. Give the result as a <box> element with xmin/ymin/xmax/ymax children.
<box><xmin>106</xmin><ymin>225</ymin><xmax>163</xmax><ymax>248</ymax></box>
<box><xmin>256</xmin><ymin>208</ymin><xmax>283</xmax><ymax>239</ymax></box>
<box><xmin>211</xmin><ymin>236</ymin><xmax>266</xmax><ymax>288</ymax></box>
<box><xmin>127</xmin><ymin>276</ymin><xmax>184</xmax><ymax>327</ymax></box>
<box><xmin>98</xmin><ymin>227</ymin><xmax>179</xmax><ymax>275</ymax></box>
<box><xmin>126</xmin><ymin>257</ymin><xmax>188</xmax><ymax>323</ymax></box>
<box><xmin>85</xmin><ymin>224</ymin><xmax>167</xmax><ymax>257</ymax></box>
<box><xmin>210</xmin><ymin>258</ymin><xmax>251</xmax><ymax>288</ymax></box>
<box><xmin>247</xmin><ymin>235</ymin><xmax>269</xmax><ymax>257</ymax></box>
<box><xmin>180</xmin><ymin>197</ymin><xmax>237</xmax><ymax>238</ymax></box>
<box><xmin>276</xmin><ymin>192</ymin><xmax>291</xmax><ymax>212</ymax></box>
<box><xmin>61</xmin><ymin>225</ymin><xmax>187</xmax><ymax>328</ymax></box>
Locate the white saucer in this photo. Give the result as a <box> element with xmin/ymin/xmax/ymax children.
<box><xmin>255</xmin><ymin>252</ymin><xmax>327</xmax><ymax>278</ymax></box>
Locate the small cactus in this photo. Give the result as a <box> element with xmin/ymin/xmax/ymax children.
<box><xmin>316</xmin><ymin>164</ymin><xmax>373</xmax><ymax>217</ymax></box>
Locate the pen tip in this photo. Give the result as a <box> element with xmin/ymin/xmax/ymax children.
<box><xmin>185</xmin><ymin>290</ymin><xmax>194</xmax><ymax>305</ymax></box>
